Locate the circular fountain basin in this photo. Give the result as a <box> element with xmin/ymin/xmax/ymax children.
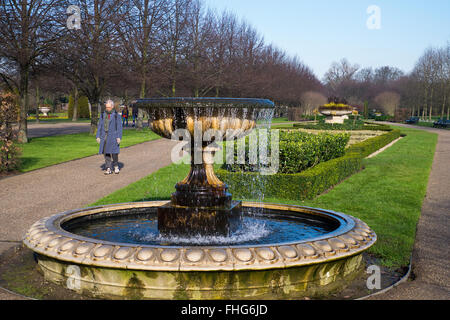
<box><xmin>23</xmin><ymin>201</ymin><xmax>376</xmax><ymax>299</ymax></box>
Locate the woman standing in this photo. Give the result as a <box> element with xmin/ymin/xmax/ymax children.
<box><xmin>122</xmin><ymin>106</ymin><xmax>129</xmax><ymax>127</ymax></box>
<box><xmin>96</xmin><ymin>100</ymin><xmax>123</xmax><ymax>175</ymax></box>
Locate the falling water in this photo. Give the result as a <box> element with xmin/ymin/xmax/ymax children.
<box><xmin>135</xmin><ymin>98</ymin><xmax>277</xmax><ymax>245</ymax></box>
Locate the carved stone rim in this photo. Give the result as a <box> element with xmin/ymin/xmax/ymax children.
<box><xmin>23</xmin><ymin>201</ymin><xmax>377</xmax><ymax>272</ymax></box>
<box><xmin>132</xmin><ymin>97</ymin><xmax>275</xmax><ymax>108</ymax></box>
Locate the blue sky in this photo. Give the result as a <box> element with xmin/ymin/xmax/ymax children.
<box><xmin>204</xmin><ymin>0</ymin><xmax>450</xmax><ymax>79</ymax></box>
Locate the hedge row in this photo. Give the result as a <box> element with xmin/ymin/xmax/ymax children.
<box><xmin>224</xmin><ymin>131</ymin><xmax>350</xmax><ymax>174</ymax></box>
<box><xmin>292</xmin><ymin>121</ymin><xmax>392</xmax><ymax>131</ymax></box>
<box><xmin>216</xmin><ymin>127</ymin><xmax>401</xmax><ymax>201</ymax></box>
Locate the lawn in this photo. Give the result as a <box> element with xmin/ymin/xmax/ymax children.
<box><xmin>90</xmin><ymin>126</ymin><xmax>437</xmax><ymax>269</ymax></box>
<box><xmin>27</xmin><ymin>118</ymin><xmax>91</xmax><ymax>124</ymax></box>
<box><xmin>18</xmin><ymin>128</ymin><xmax>160</xmax><ymax>172</ymax></box>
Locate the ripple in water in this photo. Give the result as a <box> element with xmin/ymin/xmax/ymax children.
<box><xmin>66</xmin><ymin>209</ymin><xmax>338</xmax><ymax>247</ymax></box>
<box><xmin>136</xmin><ymin>217</ymin><xmax>271</xmax><ymax>246</ymax></box>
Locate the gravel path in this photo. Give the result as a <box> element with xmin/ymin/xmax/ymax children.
<box><xmin>0</xmin><ymin>137</ymin><xmax>177</xmax><ymax>299</ymax></box>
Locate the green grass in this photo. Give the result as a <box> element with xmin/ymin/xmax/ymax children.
<box><xmin>271</xmin><ymin>123</ymin><xmax>295</xmax><ymax>129</ymax></box>
<box><xmin>27</xmin><ymin>118</ymin><xmax>91</xmax><ymax>124</ymax></box>
<box><xmin>18</xmin><ymin>128</ymin><xmax>160</xmax><ymax>172</ymax></box>
<box><xmin>270</xmin><ymin>117</ymin><xmax>290</xmax><ymax>123</ymax></box>
<box><xmin>257</xmin><ymin>117</ymin><xmax>290</xmax><ymax>124</ymax></box>
<box><xmin>90</xmin><ymin>127</ymin><xmax>438</xmax><ymax>269</ymax></box>
<box><xmin>90</xmin><ymin>162</ymin><xmax>190</xmax><ymax>206</ymax></box>
<box><xmin>265</xmin><ymin>127</ymin><xmax>437</xmax><ymax>268</ymax></box>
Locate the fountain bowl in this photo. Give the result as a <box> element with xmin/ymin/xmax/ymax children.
<box><xmin>23</xmin><ymin>201</ymin><xmax>376</xmax><ymax>299</ymax></box>
<box><xmin>133</xmin><ymin>97</ymin><xmax>274</xmax><ymax>140</ymax></box>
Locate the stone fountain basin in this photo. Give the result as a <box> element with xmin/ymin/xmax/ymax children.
<box><xmin>133</xmin><ymin>97</ymin><xmax>274</xmax><ymax>139</ymax></box>
<box><xmin>23</xmin><ymin>201</ymin><xmax>376</xmax><ymax>299</ymax></box>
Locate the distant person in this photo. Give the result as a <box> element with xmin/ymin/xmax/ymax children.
<box><xmin>122</xmin><ymin>106</ymin><xmax>129</xmax><ymax>127</ymax></box>
<box><xmin>132</xmin><ymin>105</ymin><xmax>138</xmax><ymax>127</ymax></box>
<box><xmin>96</xmin><ymin>100</ymin><xmax>123</xmax><ymax>175</ymax></box>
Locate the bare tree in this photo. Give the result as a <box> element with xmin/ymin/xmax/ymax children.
<box><xmin>0</xmin><ymin>0</ymin><xmax>64</xmax><ymax>142</ymax></box>
<box><xmin>119</xmin><ymin>0</ymin><xmax>169</xmax><ymax>128</ymax></box>
<box><xmin>58</xmin><ymin>0</ymin><xmax>129</xmax><ymax>134</ymax></box>
<box><xmin>373</xmin><ymin>66</ymin><xmax>404</xmax><ymax>85</ymax></box>
<box><xmin>374</xmin><ymin>91</ymin><xmax>400</xmax><ymax>116</ymax></box>
<box><xmin>436</xmin><ymin>43</ymin><xmax>450</xmax><ymax>119</ymax></box>
<box><xmin>159</xmin><ymin>0</ymin><xmax>191</xmax><ymax>97</ymax></box>
<box><xmin>300</xmin><ymin>91</ymin><xmax>327</xmax><ymax>115</ymax></box>
<box><xmin>323</xmin><ymin>58</ymin><xmax>360</xmax><ymax>94</ymax></box>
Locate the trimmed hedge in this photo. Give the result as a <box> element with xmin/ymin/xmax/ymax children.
<box><xmin>216</xmin><ymin>127</ymin><xmax>401</xmax><ymax>201</ymax></box>
<box><xmin>292</xmin><ymin>120</ymin><xmax>392</xmax><ymax>131</ymax></box>
<box><xmin>346</xmin><ymin>128</ymin><xmax>401</xmax><ymax>158</ymax></box>
<box><xmin>225</xmin><ymin>131</ymin><xmax>350</xmax><ymax>174</ymax></box>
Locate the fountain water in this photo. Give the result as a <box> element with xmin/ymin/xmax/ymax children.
<box><xmin>23</xmin><ymin>97</ymin><xmax>376</xmax><ymax>299</ymax></box>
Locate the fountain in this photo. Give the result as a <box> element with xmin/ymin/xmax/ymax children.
<box><xmin>23</xmin><ymin>97</ymin><xmax>376</xmax><ymax>299</ymax></box>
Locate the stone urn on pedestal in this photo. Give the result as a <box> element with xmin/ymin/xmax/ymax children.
<box><xmin>39</xmin><ymin>105</ymin><xmax>51</xmax><ymax>117</ymax></box>
<box><xmin>319</xmin><ymin>102</ymin><xmax>353</xmax><ymax>124</ymax></box>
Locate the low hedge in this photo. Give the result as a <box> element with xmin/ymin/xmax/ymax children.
<box><xmin>225</xmin><ymin>130</ymin><xmax>350</xmax><ymax>174</ymax></box>
<box><xmin>346</xmin><ymin>128</ymin><xmax>401</xmax><ymax>157</ymax></box>
<box><xmin>216</xmin><ymin>127</ymin><xmax>401</xmax><ymax>201</ymax></box>
<box><xmin>292</xmin><ymin>121</ymin><xmax>392</xmax><ymax>131</ymax></box>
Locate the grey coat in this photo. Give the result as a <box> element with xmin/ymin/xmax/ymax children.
<box><xmin>97</xmin><ymin>111</ymin><xmax>123</xmax><ymax>154</ymax></box>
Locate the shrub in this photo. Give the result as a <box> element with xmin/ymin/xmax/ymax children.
<box><xmin>292</xmin><ymin>120</ymin><xmax>390</xmax><ymax>131</ymax></box>
<box><xmin>374</xmin><ymin>115</ymin><xmax>394</xmax><ymax>121</ymax></box>
<box><xmin>78</xmin><ymin>96</ymin><xmax>90</xmax><ymax>119</ymax></box>
<box><xmin>217</xmin><ymin>154</ymin><xmax>362</xmax><ymax>200</ymax></box>
<box><xmin>217</xmin><ymin>127</ymin><xmax>401</xmax><ymax>201</ymax></box>
<box><xmin>224</xmin><ymin>130</ymin><xmax>350</xmax><ymax>174</ymax></box>
<box><xmin>68</xmin><ymin>94</ymin><xmax>91</xmax><ymax>119</ymax></box>
<box><xmin>319</xmin><ymin>102</ymin><xmax>353</xmax><ymax>111</ymax></box>
<box><xmin>0</xmin><ymin>91</ymin><xmax>21</xmax><ymax>172</ymax></box>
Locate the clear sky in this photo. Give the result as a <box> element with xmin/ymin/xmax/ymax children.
<box><xmin>204</xmin><ymin>0</ymin><xmax>450</xmax><ymax>80</ymax></box>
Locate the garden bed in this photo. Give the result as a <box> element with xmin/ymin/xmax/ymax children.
<box><xmin>216</xmin><ymin>127</ymin><xmax>401</xmax><ymax>201</ymax></box>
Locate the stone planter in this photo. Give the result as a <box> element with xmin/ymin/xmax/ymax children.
<box><xmin>319</xmin><ymin>109</ymin><xmax>353</xmax><ymax>124</ymax></box>
<box><xmin>39</xmin><ymin>107</ymin><xmax>51</xmax><ymax>116</ymax></box>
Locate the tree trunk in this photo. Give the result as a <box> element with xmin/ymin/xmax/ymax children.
<box><xmin>442</xmin><ymin>92</ymin><xmax>446</xmax><ymax>119</ymax></box>
<box><xmin>136</xmin><ymin>80</ymin><xmax>146</xmax><ymax>131</ymax></box>
<box><xmin>363</xmin><ymin>101</ymin><xmax>369</xmax><ymax>119</ymax></box>
<box><xmin>171</xmin><ymin>76</ymin><xmax>176</xmax><ymax>97</ymax></box>
<box><xmin>422</xmin><ymin>87</ymin><xmax>428</xmax><ymax>121</ymax></box>
<box><xmin>35</xmin><ymin>85</ymin><xmax>40</xmax><ymax>124</ymax></box>
<box><xmin>72</xmin><ymin>87</ymin><xmax>79</xmax><ymax>122</ymax></box>
<box><xmin>429</xmin><ymin>87</ymin><xmax>433</xmax><ymax>122</ymax></box>
<box><xmin>89</xmin><ymin>99</ymin><xmax>100</xmax><ymax>135</ymax></box>
<box><xmin>18</xmin><ymin>69</ymin><xmax>29</xmax><ymax>143</ymax></box>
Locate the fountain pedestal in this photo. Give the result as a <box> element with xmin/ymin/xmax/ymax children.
<box><xmin>157</xmin><ymin>142</ymin><xmax>241</xmax><ymax>236</ymax></box>
<box><xmin>157</xmin><ymin>201</ymin><xmax>241</xmax><ymax>236</ymax></box>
